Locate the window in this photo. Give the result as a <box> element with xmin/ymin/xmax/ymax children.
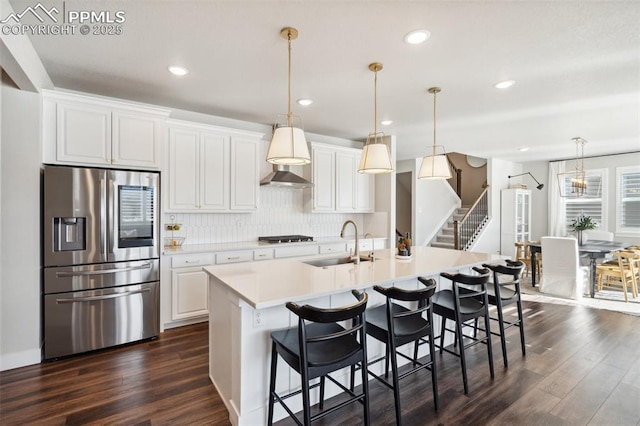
<box><xmin>564</xmin><ymin>169</ymin><xmax>607</xmax><ymax>233</ymax></box>
<box><xmin>616</xmin><ymin>165</ymin><xmax>640</xmax><ymax>233</ymax></box>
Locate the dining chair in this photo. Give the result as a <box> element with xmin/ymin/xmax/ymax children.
<box><xmin>267</xmin><ymin>290</ymin><xmax>370</xmax><ymax>426</ymax></box>
<box><xmin>596</xmin><ymin>250</ymin><xmax>639</xmax><ymax>302</ymax></box>
<box><xmin>515</xmin><ymin>241</ymin><xmax>540</xmax><ymax>279</ymax></box>
<box><xmin>539</xmin><ymin>237</ymin><xmax>589</xmax><ymax>300</ymax></box>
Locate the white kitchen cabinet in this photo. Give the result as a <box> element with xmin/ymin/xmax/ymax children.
<box><xmin>216</xmin><ymin>250</ymin><xmax>253</xmax><ymax>264</ymax></box>
<box><xmin>170</xmin><ymin>254</ymin><xmax>214</xmax><ymax>321</ymax></box>
<box><xmin>305</xmin><ymin>142</ymin><xmax>374</xmax><ymax>213</ymax></box>
<box><xmin>336</xmin><ymin>150</ymin><xmax>356</xmax><ymax>211</ymax></box>
<box><xmin>166</xmin><ymin>120</ymin><xmax>262</xmax><ymax>212</ymax></box>
<box><xmin>355</xmin><ymin>169</ymin><xmax>374</xmax><ymax>212</ymax></box>
<box><xmin>43</xmin><ymin>90</ymin><xmax>169</xmax><ymax>169</ymax></box>
<box><xmin>500</xmin><ymin>188</ymin><xmax>532</xmax><ymax>256</ymax></box>
<box><xmin>319</xmin><ymin>243</ymin><xmax>347</xmax><ymax>254</ymax></box>
<box><xmin>310</xmin><ymin>145</ymin><xmax>335</xmax><ymax>211</ymax></box>
<box><xmin>230</xmin><ymin>137</ymin><xmax>259</xmax><ymax>210</ymax></box>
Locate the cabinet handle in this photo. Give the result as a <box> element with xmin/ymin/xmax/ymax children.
<box><xmin>258</xmin><ymin>254</ymin><xmax>266</xmax><ymax>257</ymax></box>
<box><xmin>227</xmin><ymin>256</ymin><xmax>240</xmax><ymax>260</ymax></box>
<box><xmin>185</xmin><ymin>260</ymin><xmax>200</xmax><ymax>264</ymax></box>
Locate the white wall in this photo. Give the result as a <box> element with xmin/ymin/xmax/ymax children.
<box><xmin>472</xmin><ymin>157</ymin><xmax>521</xmax><ymax>255</ymax></box>
<box><xmin>406</xmin><ymin>158</ymin><xmax>461</xmax><ymax>246</ymax></box>
<box><xmin>0</xmin><ymin>76</ymin><xmax>42</xmax><ymax>371</ymax></box>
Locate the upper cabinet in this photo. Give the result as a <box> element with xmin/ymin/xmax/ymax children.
<box><xmin>42</xmin><ymin>90</ymin><xmax>170</xmax><ymax>169</ymax></box>
<box><xmin>166</xmin><ymin>120</ymin><xmax>263</xmax><ymax>213</ymax></box>
<box><xmin>305</xmin><ymin>142</ymin><xmax>374</xmax><ymax>213</ymax></box>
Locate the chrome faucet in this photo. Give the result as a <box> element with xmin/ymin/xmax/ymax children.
<box><xmin>364</xmin><ymin>232</ymin><xmax>375</xmax><ymax>261</ymax></box>
<box><xmin>340</xmin><ymin>220</ymin><xmax>360</xmax><ymax>264</ymax></box>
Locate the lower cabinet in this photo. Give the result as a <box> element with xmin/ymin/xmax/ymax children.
<box><xmin>170</xmin><ymin>254</ymin><xmax>213</xmax><ymax>321</ymax></box>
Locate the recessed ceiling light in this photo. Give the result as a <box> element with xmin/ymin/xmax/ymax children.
<box><xmin>518</xmin><ymin>147</ymin><xmax>530</xmax><ymax>152</ymax></box>
<box><xmin>404</xmin><ymin>29</ymin><xmax>431</xmax><ymax>45</ymax></box>
<box><xmin>494</xmin><ymin>80</ymin><xmax>515</xmax><ymax>89</ymax></box>
<box><xmin>168</xmin><ymin>66</ymin><xmax>189</xmax><ymax>76</ymax></box>
<box><xmin>380</xmin><ymin>120</ymin><xmax>393</xmax><ymax>126</ymax></box>
<box><xmin>296</xmin><ymin>98</ymin><xmax>313</xmax><ymax>106</ymax></box>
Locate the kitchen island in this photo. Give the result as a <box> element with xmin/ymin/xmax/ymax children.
<box><xmin>204</xmin><ymin>246</ymin><xmax>501</xmax><ymax>426</ymax></box>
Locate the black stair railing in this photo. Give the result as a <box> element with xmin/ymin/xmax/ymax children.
<box><xmin>453</xmin><ymin>186</ymin><xmax>489</xmax><ymax>250</ymax></box>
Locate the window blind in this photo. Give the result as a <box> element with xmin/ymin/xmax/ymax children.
<box><xmin>565</xmin><ymin>171</ymin><xmax>604</xmax><ymax>232</ymax></box>
<box><xmin>620</xmin><ymin>170</ymin><xmax>640</xmax><ymax>229</ymax></box>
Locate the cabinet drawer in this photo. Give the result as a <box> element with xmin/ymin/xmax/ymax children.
<box><xmin>274</xmin><ymin>245</ymin><xmax>319</xmax><ymax>259</ymax></box>
<box><xmin>319</xmin><ymin>243</ymin><xmax>347</xmax><ymax>254</ymax></box>
<box><xmin>171</xmin><ymin>254</ymin><xmax>214</xmax><ymax>268</ymax></box>
<box><xmin>253</xmin><ymin>248</ymin><xmax>274</xmax><ymax>261</ymax></box>
<box><xmin>216</xmin><ymin>250</ymin><xmax>253</xmax><ymax>264</ymax></box>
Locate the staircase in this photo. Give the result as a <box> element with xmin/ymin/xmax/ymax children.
<box><xmin>430</xmin><ymin>207</ymin><xmax>469</xmax><ymax>249</ymax></box>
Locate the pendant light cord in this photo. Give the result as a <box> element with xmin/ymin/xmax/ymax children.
<box><xmin>287</xmin><ymin>32</ymin><xmax>292</xmax><ymax>127</ymax></box>
<box><xmin>432</xmin><ymin>89</ymin><xmax>437</xmax><ymax>156</ymax></box>
<box><xmin>374</xmin><ymin>69</ymin><xmax>378</xmax><ymax>141</ymax></box>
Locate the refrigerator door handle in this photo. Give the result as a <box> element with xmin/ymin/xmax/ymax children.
<box><xmin>100</xmin><ymin>174</ymin><xmax>107</xmax><ymax>255</ymax></box>
<box><xmin>55</xmin><ymin>288</ymin><xmax>151</xmax><ymax>304</ymax></box>
<box><xmin>55</xmin><ymin>262</ymin><xmax>152</xmax><ymax>277</ymax></box>
<box><xmin>107</xmin><ymin>171</ymin><xmax>115</xmax><ymax>257</ymax></box>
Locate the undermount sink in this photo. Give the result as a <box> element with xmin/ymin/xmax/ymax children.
<box><xmin>303</xmin><ymin>256</ymin><xmax>373</xmax><ymax>268</ymax></box>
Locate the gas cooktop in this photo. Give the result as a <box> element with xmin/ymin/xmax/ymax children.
<box><xmin>258</xmin><ymin>235</ymin><xmax>314</xmax><ymax>244</ymax></box>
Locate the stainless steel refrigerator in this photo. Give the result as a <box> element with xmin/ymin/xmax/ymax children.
<box><xmin>42</xmin><ymin>165</ymin><xmax>160</xmax><ymax>359</ymax></box>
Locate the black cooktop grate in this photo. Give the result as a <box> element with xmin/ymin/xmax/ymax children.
<box><xmin>258</xmin><ymin>235</ymin><xmax>314</xmax><ymax>244</ymax></box>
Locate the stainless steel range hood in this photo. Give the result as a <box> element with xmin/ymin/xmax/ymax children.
<box><xmin>260</xmin><ymin>165</ymin><xmax>313</xmax><ymax>189</ymax></box>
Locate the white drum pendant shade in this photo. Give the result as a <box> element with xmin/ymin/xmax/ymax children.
<box><xmin>266</xmin><ymin>126</ymin><xmax>311</xmax><ymax>165</ymax></box>
<box><xmin>418</xmin><ymin>154</ymin><xmax>451</xmax><ymax>179</ymax></box>
<box><xmin>358</xmin><ymin>143</ymin><xmax>393</xmax><ymax>174</ymax></box>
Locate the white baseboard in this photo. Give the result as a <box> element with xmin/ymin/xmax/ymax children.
<box><xmin>0</xmin><ymin>348</ymin><xmax>41</xmax><ymax>372</ymax></box>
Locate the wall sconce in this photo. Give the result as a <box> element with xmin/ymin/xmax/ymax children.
<box><xmin>508</xmin><ymin>172</ymin><xmax>544</xmax><ymax>190</ymax></box>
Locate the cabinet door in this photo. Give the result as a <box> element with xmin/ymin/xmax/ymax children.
<box><xmin>355</xmin><ymin>171</ymin><xmax>374</xmax><ymax>212</ymax></box>
<box><xmin>200</xmin><ymin>132</ymin><xmax>229</xmax><ymax>210</ymax></box>
<box><xmin>229</xmin><ymin>137</ymin><xmax>259</xmax><ymax>211</ymax></box>
<box><xmin>171</xmin><ymin>268</ymin><xmax>209</xmax><ymax>320</ymax></box>
<box><xmin>312</xmin><ymin>147</ymin><xmax>335</xmax><ymax>211</ymax></box>
<box><xmin>336</xmin><ymin>151</ymin><xmax>356</xmax><ymax>211</ymax></box>
<box><xmin>112</xmin><ymin>111</ymin><xmax>162</xmax><ymax>169</ymax></box>
<box><xmin>56</xmin><ymin>102</ymin><xmax>111</xmax><ymax>165</ymax></box>
<box><xmin>167</xmin><ymin>127</ymin><xmax>199</xmax><ymax>211</ymax></box>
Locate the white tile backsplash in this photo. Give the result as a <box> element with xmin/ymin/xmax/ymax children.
<box><xmin>165</xmin><ymin>186</ymin><xmax>364</xmax><ymax>244</ymax></box>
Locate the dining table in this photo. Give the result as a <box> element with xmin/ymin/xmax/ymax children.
<box><xmin>529</xmin><ymin>240</ymin><xmax>630</xmax><ymax>298</ymax></box>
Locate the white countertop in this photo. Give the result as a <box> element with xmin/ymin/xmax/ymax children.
<box><xmin>204</xmin><ymin>246</ymin><xmax>502</xmax><ymax>309</ymax></box>
<box><xmin>163</xmin><ymin>235</ymin><xmax>387</xmax><ymax>255</ymax></box>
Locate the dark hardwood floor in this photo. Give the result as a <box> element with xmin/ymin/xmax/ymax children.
<box><xmin>2</xmin><ymin>301</ymin><xmax>640</xmax><ymax>425</ymax></box>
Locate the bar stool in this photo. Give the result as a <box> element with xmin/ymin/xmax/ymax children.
<box><xmin>432</xmin><ymin>269</ymin><xmax>493</xmax><ymax>395</ymax></box>
<box><xmin>267</xmin><ymin>290</ymin><xmax>370</xmax><ymax>426</ymax></box>
<box><xmin>365</xmin><ymin>278</ymin><xmax>438</xmax><ymax>425</ymax></box>
<box><xmin>474</xmin><ymin>260</ymin><xmax>526</xmax><ymax>367</ymax></box>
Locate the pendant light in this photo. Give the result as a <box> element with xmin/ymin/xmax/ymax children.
<box><xmin>418</xmin><ymin>87</ymin><xmax>451</xmax><ymax>179</ymax></box>
<box><xmin>557</xmin><ymin>137</ymin><xmax>595</xmax><ymax>198</ymax></box>
<box><xmin>358</xmin><ymin>63</ymin><xmax>393</xmax><ymax>174</ymax></box>
<box><xmin>266</xmin><ymin>27</ymin><xmax>311</xmax><ymax>165</ymax></box>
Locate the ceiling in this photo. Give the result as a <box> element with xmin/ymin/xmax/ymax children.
<box><xmin>11</xmin><ymin>0</ymin><xmax>640</xmax><ymax>162</ymax></box>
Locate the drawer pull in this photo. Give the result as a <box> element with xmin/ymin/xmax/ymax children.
<box><xmin>185</xmin><ymin>260</ymin><xmax>200</xmax><ymax>264</ymax></box>
<box><xmin>227</xmin><ymin>256</ymin><xmax>240</xmax><ymax>260</ymax></box>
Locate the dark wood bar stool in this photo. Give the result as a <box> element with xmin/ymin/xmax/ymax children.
<box><xmin>432</xmin><ymin>269</ymin><xmax>493</xmax><ymax>395</ymax></box>
<box><xmin>267</xmin><ymin>290</ymin><xmax>370</xmax><ymax>426</ymax></box>
<box><xmin>474</xmin><ymin>260</ymin><xmax>526</xmax><ymax>367</ymax></box>
<box><xmin>365</xmin><ymin>278</ymin><xmax>439</xmax><ymax>425</ymax></box>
